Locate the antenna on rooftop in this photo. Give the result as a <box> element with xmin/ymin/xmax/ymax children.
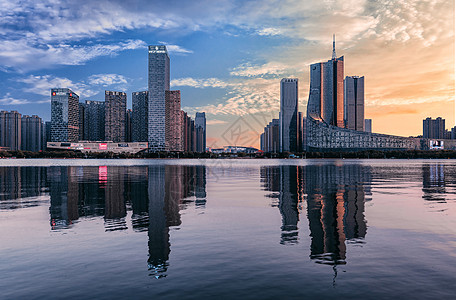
<box><xmin>332</xmin><ymin>34</ymin><xmax>337</xmax><ymax>60</ymax></box>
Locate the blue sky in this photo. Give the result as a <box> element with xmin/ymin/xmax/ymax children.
<box><xmin>0</xmin><ymin>0</ymin><xmax>454</xmax><ymax>147</ymax></box>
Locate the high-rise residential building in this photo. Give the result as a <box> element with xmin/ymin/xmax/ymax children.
<box><xmin>0</xmin><ymin>110</ymin><xmax>21</xmax><ymax>150</ymax></box>
<box><xmin>298</xmin><ymin>112</ymin><xmax>303</xmax><ymax>152</ymax></box>
<box><xmin>344</xmin><ymin>76</ymin><xmax>365</xmax><ymax>131</ymax></box>
<box><xmin>307</xmin><ymin>35</ymin><xmax>344</xmax><ymax>128</ymax></box>
<box><xmin>125</xmin><ymin>109</ymin><xmax>132</xmax><ymax>143</ymax></box>
<box><xmin>302</xmin><ymin>116</ymin><xmax>307</xmax><ymax>151</ymax></box>
<box><xmin>261</xmin><ymin>119</ymin><xmax>280</xmax><ymax>153</ymax></box>
<box><xmin>78</xmin><ymin>102</ymin><xmax>86</xmax><ymax>141</ymax></box>
<box><xmin>21</xmin><ymin>115</ymin><xmax>43</xmax><ymax>152</ymax></box>
<box><xmin>84</xmin><ymin>100</ymin><xmax>105</xmax><ymax>141</ymax></box>
<box><xmin>195</xmin><ymin>112</ymin><xmax>206</xmax><ymax>152</ymax></box>
<box><xmin>365</xmin><ymin>119</ymin><xmax>372</xmax><ymax>133</ymax></box>
<box><xmin>132</xmin><ymin>91</ymin><xmax>148</xmax><ymax>142</ymax></box>
<box><xmin>423</xmin><ymin>117</ymin><xmax>445</xmax><ymax>139</ymax></box>
<box><xmin>279</xmin><ymin>78</ymin><xmax>299</xmax><ymax>152</ymax></box>
<box><xmin>181</xmin><ymin>111</ymin><xmax>197</xmax><ymax>152</ymax></box>
<box><xmin>148</xmin><ymin>45</ymin><xmax>170</xmax><ymax>151</ymax></box>
<box><xmin>105</xmin><ymin>91</ymin><xmax>126</xmax><ymax>142</ymax></box>
<box><xmin>50</xmin><ymin>88</ymin><xmax>79</xmax><ymax>142</ymax></box>
<box><xmin>451</xmin><ymin>126</ymin><xmax>456</xmax><ymax>139</ymax></box>
<box><xmin>165</xmin><ymin>90</ymin><xmax>182</xmax><ymax>151</ymax></box>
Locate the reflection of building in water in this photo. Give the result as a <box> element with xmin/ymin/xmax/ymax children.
<box><xmin>126</xmin><ymin>167</ymin><xmax>150</xmax><ymax>232</ymax></box>
<box><xmin>147</xmin><ymin>165</ymin><xmax>207</xmax><ymax>278</ymax></box>
<box><xmin>0</xmin><ymin>167</ymin><xmax>47</xmax><ymax>209</ymax></box>
<box><xmin>48</xmin><ymin>166</ymin><xmax>80</xmax><ymax>229</ymax></box>
<box><xmin>422</xmin><ymin>164</ymin><xmax>446</xmax><ymax>202</ymax></box>
<box><xmin>261</xmin><ymin>164</ymin><xmax>370</xmax><ymax>265</ymax></box>
<box><xmin>104</xmin><ymin>167</ymin><xmax>127</xmax><ymax>231</ymax></box>
<box><xmin>194</xmin><ymin>166</ymin><xmax>207</xmax><ymax>207</ymax></box>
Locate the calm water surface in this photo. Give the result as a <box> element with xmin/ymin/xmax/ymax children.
<box><xmin>0</xmin><ymin>159</ymin><xmax>455</xmax><ymax>299</ymax></box>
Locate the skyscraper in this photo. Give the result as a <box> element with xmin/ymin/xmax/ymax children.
<box><xmin>261</xmin><ymin>119</ymin><xmax>280</xmax><ymax>153</ymax></box>
<box><xmin>21</xmin><ymin>115</ymin><xmax>43</xmax><ymax>152</ymax></box>
<box><xmin>84</xmin><ymin>100</ymin><xmax>105</xmax><ymax>141</ymax></box>
<box><xmin>364</xmin><ymin>119</ymin><xmax>372</xmax><ymax>133</ymax></box>
<box><xmin>0</xmin><ymin>110</ymin><xmax>21</xmax><ymax>150</ymax></box>
<box><xmin>195</xmin><ymin>112</ymin><xmax>206</xmax><ymax>152</ymax></box>
<box><xmin>279</xmin><ymin>78</ymin><xmax>298</xmax><ymax>152</ymax></box>
<box><xmin>344</xmin><ymin>76</ymin><xmax>365</xmax><ymax>131</ymax></box>
<box><xmin>105</xmin><ymin>91</ymin><xmax>126</xmax><ymax>142</ymax></box>
<box><xmin>78</xmin><ymin>102</ymin><xmax>86</xmax><ymax>140</ymax></box>
<box><xmin>165</xmin><ymin>90</ymin><xmax>182</xmax><ymax>151</ymax></box>
<box><xmin>125</xmin><ymin>109</ymin><xmax>132</xmax><ymax>143</ymax></box>
<box><xmin>50</xmin><ymin>88</ymin><xmax>79</xmax><ymax>142</ymax></box>
<box><xmin>148</xmin><ymin>45</ymin><xmax>170</xmax><ymax>151</ymax></box>
<box><xmin>132</xmin><ymin>91</ymin><xmax>148</xmax><ymax>142</ymax></box>
<box><xmin>423</xmin><ymin>117</ymin><xmax>445</xmax><ymax>139</ymax></box>
<box><xmin>307</xmin><ymin>36</ymin><xmax>344</xmax><ymax>128</ymax></box>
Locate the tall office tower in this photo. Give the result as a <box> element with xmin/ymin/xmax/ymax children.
<box><xmin>125</xmin><ymin>109</ymin><xmax>132</xmax><ymax>142</ymax></box>
<box><xmin>297</xmin><ymin>112</ymin><xmax>303</xmax><ymax>152</ymax></box>
<box><xmin>423</xmin><ymin>117</ymin><xmax>445</xmax><ymax>139</ymax></box>
<box><xmin>344</xmin><ymin>76</ymin><xmax>365</xmax><ymax>131</ymax></box>
<box><xmin>195</xmin><ymin>112</ymin><xmax>206</xmax><ymax>152</ymax></box>
<box><xmin>190</xmin><ymin>119</ymin><xmax>196</xmax><ymax>152</ymax></box>
<box><xmin>21</xmin><ymin>115</ymin><xmax>43</xmax><ymax>152</ymax></box>
<box><xmin>0</xmin><ymin>110</ymin><xmax>22</xmax><ymax>150</ymax></box>
<box><xmin>105</xmin><ymin>91</ymin><xmax>126</xmax><ymax>142</ymax></box>
<box><xmin>279</xmin><ymin>78</ymin><xmax>299</xmax><ymax>152</ymax></box>
<box><xmin>44</xmin><ymin>121</ymin><xmax>51</xmax><ymax>148</ymax></box>
<box><xmin>451</xmin><ymin>126</ymin><xmax>456</xmax><ymax>139</ymax></box>
<box><xmin>302</xmin><ymin>116</ymin><xmax>307</xmax><ymax>151</ymax></box>
<box><xmin>364</xmin><ymin>119</ymin><xmax>372</xmax><ymax>133</ymax></box>
<box><xmin>78</xmin><ymin>103</ymin><xmax>85</xmax><ymax>140</ymax></box>
<box><xmin>181</xmin><ymin>111</ymin><xmax>189</xmax><ymax>151</ymax></box>
<box><xmin>132</xmin><ymin>91</ymin><xmax>148</xmax><ymax>142</ymax></box>
<box><xmin>307</xmin><ymin>36</ymin><xmax>344</xmax><ymax>128</ymax></box>
<box><xmin>165</xmin><ymin>90</ymin><xmax>182</xmax><ymax>151</ymax></box>
<box><xmin>50</xmin><ymin>88</ymin><xmax>79</xmax><ymax>142</ymax></box>
<box><xmin>262</xmin><ymin>119</ymin><xmax>280</xmax><ymax>152</ymax></box>
<box><xmin>84</xmin><ymin>100</ymin><xmax>105</xmax><ymax>141</ymax></box>
<box><xmin>148</xmin><ymin>45</ymin><xmax>170</xmax><ymax>151</ymax></box>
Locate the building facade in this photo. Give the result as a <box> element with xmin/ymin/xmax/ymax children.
<box><xmin>165</xmin><ymin>90</ymin><xmax>182</xmax><ymax>151</ymax></box>
<box><xmin>0</xmin><ymin>110</ymin><xmax>22</xmax><ymax>150</ymax></box>
<box><xmin>148</xmin><ymin>45</ymin><xmax>170</xmax><ymax>151</ymax></box>
<box><xmin>195</xmin><ymin>112</ymin><xmax>206</xmax><ymax>152</ymax></box>
<box><xmin>261</xmin><ymin>119</ymin><xmax>280</xmax><ymax>153</ymax></box>
<box><xmin>423</xmin><ymin>117</ymin><xmax>445</xmax><ymax>139</ymax></box>
<box><xmin>21</xmin><ymin>115</ymin><xmax>43</xmax><ymax>152</ymax></box>
<box><xmin>84</xmin><ymin>100</ymin><xmax>105</xmax><ymax>141</ymax></box>
<box><xmin>51</xmin><ymin>88</ymin><xmax>79</xmax><ymax>142</ymax></box>
<box><xmin>132</xmin><ymin>91</ymin><xmax>148</xmax><ymax>142</ymax></box>
<box><xmin>365</xmin><ymin>119</ymin><xmax>372</xmax><ymax>133</ymax></box>
<box><xmin>344</xmin><ymin>76</ymin><xmax>364</xmax><ymax>131</ymax></box>
<box><xmin>125</xmin><ymin>109</ymin><xmax>132</xmax><ymax>143</ymax></box>
<box><xmin>280</xmin><ymin>78</ymin><xmax>299</xmax><ymax>152</ymax></box>
<box><xmin>78</xmin><ymin>103</ymin><xmax>85</xmax><ymax>141</ymax></box>
<box><xmin>105</xmin><ymin>91</ymin><xmax>126</xmax><ymax>142</ymax></box>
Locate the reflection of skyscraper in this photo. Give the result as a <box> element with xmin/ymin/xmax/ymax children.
<box><xmin>194</xmin><ymin>165</ymin><xmax>207</xmax><ymax>207</ymax></box>
<box><xmin>104</xmin><ymin>166</ymin><xmax>127</xmax><ymax>231</ymax></box>
<box><xmin>148</xmin><ymin>165</ymin><xmax>170</xmax><ymax>277</ymax></box>
<box><xmin>422</xmin><ymin>164</ymin><xmax>446</xmax><ymax>202</ymax></box>
<box><xmin>48</xmin><ymin>166</ymin><xmax>80</xmax><ymax>229</ymax></box>
<box><xmin>261</xmin><ymin>164</ymin><xmax>369</xmax><ymax>265</ymax></box>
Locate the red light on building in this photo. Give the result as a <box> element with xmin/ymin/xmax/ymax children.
<box><xmin>69</xmin><ymin>93</ymin><xmax>72</xmax><ymax>97</ymax></box>
<box><xmin>52</xmin><ymin>92</ymin><xmax>56</xmax><ymax>96</ymax></box>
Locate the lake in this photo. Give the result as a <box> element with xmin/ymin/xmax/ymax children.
<box><xmin>0</xmin><ymin>159</ymin><xmax>455</xmax><ymax>299</ymax></box>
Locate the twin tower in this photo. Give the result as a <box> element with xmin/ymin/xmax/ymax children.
<box><xmin>279</xmin><ymin>36</ymin><xmax>365</xmax><ymax>152</ymax></box>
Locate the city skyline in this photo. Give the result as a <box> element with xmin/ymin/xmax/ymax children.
<box><xmin>0</xmin><ymin>1</ymin><xmax>454</xmax><ymax>148</ymax></box>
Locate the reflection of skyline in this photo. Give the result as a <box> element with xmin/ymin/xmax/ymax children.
<box><xmin>44</xmin><ymin>164</ymin><xmax>207</xmax><ymax>278</ymax></box>
<box><xmin>422</xmin><ymin>164</ymin><xmax>446</xmax><ymax>202</ymax></box>
<box><xmin>261</xmin><ymin>164</ymin><xmax>370</xmax><ymax>265</ymax></box>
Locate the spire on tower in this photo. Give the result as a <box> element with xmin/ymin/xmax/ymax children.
<box><xmin>332</xmin><ymin>34</ymin><xmax>337</xmax><ymax>60</ymax></box>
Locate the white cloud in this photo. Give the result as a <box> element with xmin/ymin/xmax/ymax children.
<box><xmin>206</xmin><ymin>119</ymin><xmax>228</xmax><ymax>125</ymax></box>
<box><xmin>88</xmin><ymin>74</ymin><xmax>128</xmax><ymax>86</ymax></box>
<box><xmin>0</xmin><ymin>39</ymin><xmax>147</xmax><ymax>72</ymax></box>
<box><xmin>171</xmin><ymin>77</ymin><xmax>232</xmax><ymax>88</ymax></box>
<box><xmin>0</xmin><ymin>93</ymin><xmax>31</xmax><ymax>105</ymax></box>
<box><xmin>17</xmin><ymin>75</ymin><xmax>98</xmax><ymax>98</ymax></box>
<box><xmin>256</xmin><ymin>27</ymin><xmax>282</xmax><ymax>36</ymax></box>
<box><xmin>158</xmin><ymin>42</ymin><xmax>193</xmax><ymax>54</ymax></box>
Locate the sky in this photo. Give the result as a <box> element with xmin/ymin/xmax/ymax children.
<box><xmin>0</xmin><ymin>0</ymin><xmax>454</xmax><ymax>148</ymax></box>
